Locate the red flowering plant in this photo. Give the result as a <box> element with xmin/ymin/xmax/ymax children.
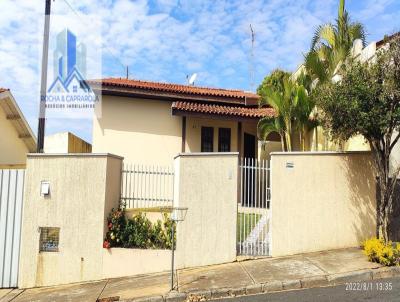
<box><xmin>103</xmin><ymin>205</ymin><xmax>126</xmax><ymax>248</ymax></box>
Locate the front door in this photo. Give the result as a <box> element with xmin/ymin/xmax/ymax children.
<box><xmin>244</xmin><ymin>133</ymin><xmax>256</xmax><ymax>159</ymax></box>
<box><xmin>243</xmin><ymin>133</ymin><xmax>256</xmax><ymax>207</ymax></box>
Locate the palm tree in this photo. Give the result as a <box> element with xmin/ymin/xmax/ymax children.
<box><xmin>305</xmin><ymin>0</ymin><xmax>366</xmax><ymax>84</ymax></box>
<box><xmin>258</xmin><ymin>77</ymin><xmax>294</xmax><ymax>151</ymax></box>
<box><xmin>293</xmin><ymin>73</ymin><xmax>318</xmax><ymax>151</ymax></box>
<box><xmin>257</xmin><ymin>72</ymin><xmax>317</xmax><ymax>151</ymax></box>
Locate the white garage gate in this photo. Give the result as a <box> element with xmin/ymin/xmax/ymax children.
<box><xmin>0</xmin><ymin>169</ymin><xmax>25</xmax><ymax>288</ymax></box>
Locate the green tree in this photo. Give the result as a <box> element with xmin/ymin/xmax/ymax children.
<box><xmin>257</xmin><ymin>69</ymin><xmax>290</xmax><ymax>95</ymax></box>
<box><xmin>314</xmin><ymin>37</ymin><xmax>400</xmax><ymax>243</ymax></box>
<box><xmin>304</xmin><ymin>0</ymin><xmax>366</xmax><ymax>83</ymax></box>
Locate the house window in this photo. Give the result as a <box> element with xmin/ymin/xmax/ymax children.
<box><xmin>201</xmin><ymin>127</ymin><xmax>214</xmax><ymax>152</ymax></box>
<box><xmin>218</xmin><ymin>128</ymin><xmax>231</xmax><ymax>152</ymax></box>
<box><xmin>39</xmin><ymin>227</ymin><xmax>60</xmax><ymax>252</ymax></box>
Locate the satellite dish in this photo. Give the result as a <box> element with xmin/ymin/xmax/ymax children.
<box><xmin>188</xmin><ymin>73</ymin><xmax>197</xmax><ymax>85</ymax></box>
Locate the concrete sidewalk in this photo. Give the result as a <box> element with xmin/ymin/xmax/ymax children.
<box><xmin>1</xmin><ymin>247</ymin><xmax>398</xmax><ymax>302</ymax></box>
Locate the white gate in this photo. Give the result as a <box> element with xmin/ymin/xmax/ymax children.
<box><xmin>121</xmin><ymin>163</ymin><xmax>174</xmax><ymax>209</ymax></box>
<box><xmin>237</xmin><ymin>158</ymin><xmax>271</xmax><ymax>256</ymax></box>
<box><xmin>0</xmin><ymin>169</ymin><xmax>25</xmax><ymax>288</ymax></box>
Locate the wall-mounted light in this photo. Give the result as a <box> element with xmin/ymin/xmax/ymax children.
<box><xmin>40</xmin><ymin>181</ymin><xmax>50</xmax><ymax>196</ymax></box>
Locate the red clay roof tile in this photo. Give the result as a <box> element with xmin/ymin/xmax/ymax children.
<box><xmin>376</xmin><ymin>32</ymin><xmax>400</xmax><ymax>48</ymax></box>
<box><xmin>172</xmin><ymin>101</ymin><xmax>275</xmax><ymax>119</ymax></box>
<box><xmin>90</xmin><ymin>78</ymin><xmax>259</xmax><ymax>101</ymax></box>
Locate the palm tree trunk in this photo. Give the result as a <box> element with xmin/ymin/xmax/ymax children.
<box><xmin>280</xmin><ymin>132</ymin><xmax>286</xmax><ymax>152</ymax></box>
<box><xmin>286</xmin><ymin>120</ymin><xmax>292</xmax><ymax>152</ymax></box>
<box><xmin>286</xmin><ymin>133</ymin><xmax>292</xmax><ymax>152</ymax></box>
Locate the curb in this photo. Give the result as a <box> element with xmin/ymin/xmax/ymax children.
<box><xmin>121</xmin><ymin>266</ymin><xmax>400</xmax><ymax>302</ymax></box>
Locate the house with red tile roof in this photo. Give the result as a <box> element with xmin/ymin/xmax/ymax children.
<box><xmin>0</xmin><ymin>88</ymin><xmax>36</xmax><ymax>168</ymax></box>
<box><xmin>89</xmin><ymin>78</ymin><xmax>280</xmax><ymax>165</ymax></box>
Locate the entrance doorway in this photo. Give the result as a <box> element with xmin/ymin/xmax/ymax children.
<box><xmin>244</xmin><ymin>133</ymin><xmax>256</xmax><ymax>159</ymax></box>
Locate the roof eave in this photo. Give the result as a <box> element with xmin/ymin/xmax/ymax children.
<box><xmin>376</xmin><ymin>32</ymin><xmax>400</xmax><ymax>48</ymax></box>
<box><xmin>0</xmin><ymin>90</ymin><xmax>37</xmax><ymax>152</ymax></box>
<box><xmin>171</xmin><ymin>107</ymin><xmax>268</xmax><ymax>122</ymax></box>
<box><xmin>90</xmin><ymin>82</ymin><xmax>249</xmax><ymax>105</ymax></box>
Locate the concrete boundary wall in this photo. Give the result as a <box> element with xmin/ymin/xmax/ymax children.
<box><xmin>18</xmin><ymin>152</ymin><xmax>242</xmax><ymax>288</ymax></box>
<box><xmin>18</xmin><ymin>154</ymin><xmax>122</xmax><ymax>288</ymax></box>
<box><xmin>175</xmin><ymin>153</ymin><xmax>238</xmax><ymax>268</ymax></box>
<box><xmin>270</xmin><ymin>151</ymin><xmax>377</xmax><ymax>257</ymax></box>
<box><xmin>102</xmin><ymin>248</ymin><xmax>171</xmax><ymax>279</ymax></box>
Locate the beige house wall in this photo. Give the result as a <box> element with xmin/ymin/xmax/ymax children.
<box><xmin>92</xmin><ymin>96</ymin><xmax>182</xmax><ymax>166</ymax></box>
<box><xmin>44</xmin><ymin>132</ymin><xmax>92</xmax><ymax>153</ymax></box>
<box><xmin>185</xmin><ymin>117</ymin><xmax>238</xmax><ymax>153</ymax></box>
<box><xmin>93</xmin><ymin>95</ymin><xmax>259</xmax><ymax>164</ymax></box>
<box><xmin>259</xmin><ymin>141</ymin><xmax>282</xmax><ymax>161</ymax></box>
<box><xmin>309</xmin><ymin>127</ymin><xmax>369</xmax><ymax>152</ymax></box>
<box><xmin>18</xmin><ymin>154</ymin><xmax>122</xmax><ymax>288</ymax></box>
<box><xmin>270</xmin><ymin>152</ymin><xmax>377</xmax><ymax>257</ymax></box>
<box><xmin>185</xmin><ymin>117</ymin><xmax>258</xmax><ymax>156</ymax></box>
<box><xmin>0</xmin><ymin>105</ymin><xmax>29</xmax><ymax>168</ymax></box>
<box><xmin>344</xmin><ymin>136</ymin><xmax>370</xmax><ymax>151</ymax></box>
<box><xmin>44</xmin><ymin>132</ymin><xmax>69</xmax><ymax>153</ymax></box>
<box><xmin>174</xmin><ymin>153</ymin><xmax>238</xmax><ymax>268</ymax></box>
<box><xmin>391</xmin><ymin>132</ymin><xmax>400</xmax><ymax>176</ymax></box>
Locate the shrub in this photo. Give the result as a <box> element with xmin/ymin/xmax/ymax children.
<box><xmin>363</xmin><ymin>238</ymin><xmax>400</xmax><ymax>266</ymax></box>
<box><xmin>161</xmin><ymin>213</ymin><xmax>176</xmax><ymax>249</ymax></box>
<box><xmin>151</xmin><ymin>215</ymin><xmax>175</xmax><ymax>249</ymax></box>
<box><xmin>103</xmin><ymin>207</ymin><xmax>175</xmax><ymax>249</ymax></box>
<box><xmin>104</xmin><ymin>207</ymin><xmax>125</xmax><ymax>248</ymax></box>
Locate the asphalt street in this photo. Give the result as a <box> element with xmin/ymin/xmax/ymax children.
<box><xmin>215</xmin><ymin>277</ymin><xmax>400</xmax><ymax>302</ymax></box>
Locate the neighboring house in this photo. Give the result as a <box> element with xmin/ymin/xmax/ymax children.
<box><xmin>90</xmin><ymin>78</ymin><xmax>278</xmax><ymax>165</ymax></box>
<box><xmin>0</xmin><ymin>88</ymin><xmax>36</xmax><ymax>168</ymax></box>
<box><xmin>293</xmin><ymin>32</ymin><xmax>400</xmax><ymax>156</ymax></box>
<box><xmin>44</xmin><ymin>132</ymin><xmax>92</xmax><ymax>153</ymax></box>
<box><xmin>357</xmin><ymin>32</ymin><xmax>400</xmax><ymax>175</ymax></box>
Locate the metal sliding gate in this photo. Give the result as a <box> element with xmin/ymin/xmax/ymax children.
<box><xmin>237</xmin><ymin>158</ymin><xmax>271</xmax><ymax>256</ymax></box>
<box><xmin>0</xmin><ymin>169</ymin><xmax>25</xmax><ymax>288</ymax></box>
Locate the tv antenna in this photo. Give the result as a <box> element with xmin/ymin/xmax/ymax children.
<box><xmin>249</xmin><ymin>24</ymin><xmax>255</xmax><ymax>91</ymax></box>
<box><xmin>187</xmin><ymin>73</ymin><xmax>197</xmax><ymax>85</ymax></box>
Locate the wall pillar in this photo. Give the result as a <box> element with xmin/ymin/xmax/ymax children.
<box><xmin>174</xmin><ymin>153</ymin><xmax>238</xmax><ymax>268</ymax></box>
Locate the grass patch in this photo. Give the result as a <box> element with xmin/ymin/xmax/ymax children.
<box><xmin>237</xmin><ymin>213</ymin><xmax>262</xmax><ymax>241</ymax></box>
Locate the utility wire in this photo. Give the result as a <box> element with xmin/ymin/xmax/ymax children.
<box><xmin>61</xmin><ymin>0</ymin><xmax>128</xmax><ymax>75</ymax></box>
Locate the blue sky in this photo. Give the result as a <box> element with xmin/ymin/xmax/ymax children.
<box><xmin>0</xmin><ymin>0</ymin><xmax>399</xmax><ymax>142</ymax></box>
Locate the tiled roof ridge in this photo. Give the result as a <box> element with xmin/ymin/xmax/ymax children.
<box><xmin>90</xmin><ymin>78</ymin><xmax>259</xmax><ymax>99</ymax></box>
<box><xmin>101</xmin><ymin>77</ymin><xmax>247</xmax><ymax>93</ymax></box>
